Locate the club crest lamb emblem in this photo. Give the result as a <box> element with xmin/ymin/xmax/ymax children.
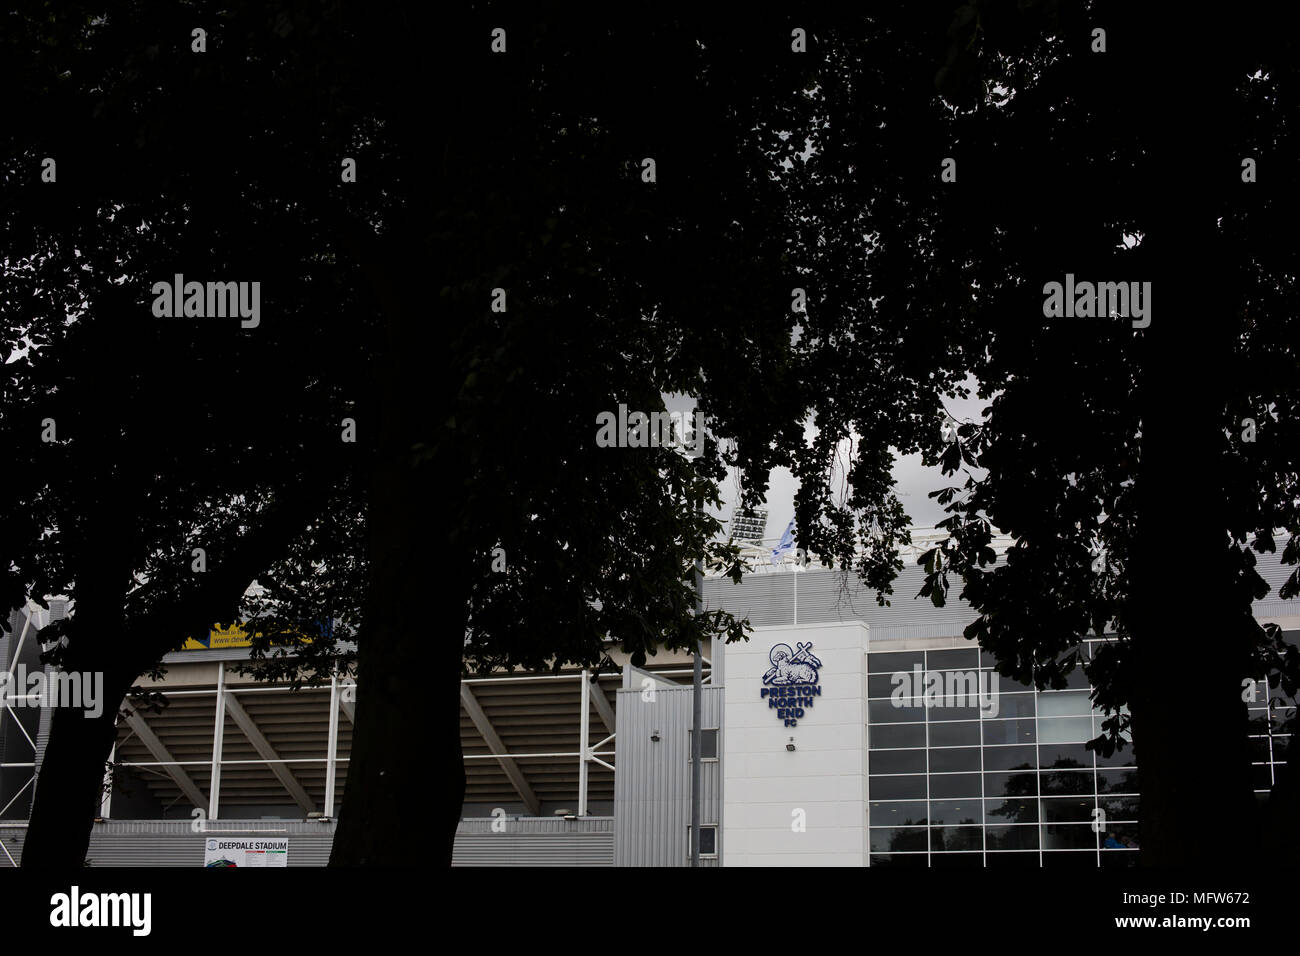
<box><xmin>762</xmin><ymin>642</ymin><xmax>823</xmax><ymax>684</ymax></box>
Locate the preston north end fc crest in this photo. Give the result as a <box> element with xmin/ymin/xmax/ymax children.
<box><xmin>762</xmin><ymin>641</ymin><xmax>823</xmax><ymax>684</ymax></box>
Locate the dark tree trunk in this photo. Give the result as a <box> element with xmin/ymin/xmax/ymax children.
<box><xmin>20</xmin><ymin>589</ymin><xmax>142</xmax><ymax>868</ymax></box>
<box><xmin>327</xmin><ymin>445</ymin><xmax>469</xmax><ymax>865</ymax></box>
<box><xmin>19</xmin><ymin>451</ymin><xmax>141</xmax><ymax>868</ymax></box>
<box><xmin>1125</xmin><ymin>19</ymin><xmax>1257</xmax><ymax>864</ymax></box>
<box><xmin>329</xmin><ymin>204</ymin><xmax>469</xmax><ymax>863</ymax></box>
<box><xmin>19</xmin><ymin>667</ymin><xmax>135</xmax><ymax>868</ymax></box>
<box><xmin>1127</xmin><ymin>220</ymin><xmax>1258</xmax><ymax>865</ymax></box>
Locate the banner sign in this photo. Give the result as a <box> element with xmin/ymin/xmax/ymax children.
<box><xmin>181</xmin><ymin>621</ymin><xmax>331</xmax><ymax>651</ymax></box>
<box><xmin>203</xmin><ymin>838</ymin><xmax>289</xmax><ymax>867</ymax></box>
<box><xmin>182</xmin><ymin>623</ymin><xmax>254</xmax><ymax>651</ymax></box>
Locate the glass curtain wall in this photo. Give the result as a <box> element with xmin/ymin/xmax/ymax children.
<box><xmin>865</xmin><ymin>635</ymin><xmax>1295</xmax><ymax>867</ymax></box>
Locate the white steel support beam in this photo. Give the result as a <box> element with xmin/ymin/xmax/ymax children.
<box><xmin>587</xmin><ymin>674</ymin><xmax>617</xmax><ymax>735</ymax></box>
<box><xmin>588</xmin><ymin>732</ymin><xmax>616</xmax><ymax>772</ymax></box>
<box><xmin>0</xmin><ymin>774</ymin><xmax>35</xmax><ymax>818</ymax></box>
<box><xmin>122</xmin><ymin>709</ymin><xmax>207</xmax><ymax>810</ymax></box>
<box><xmin>0</xmin><ymin>612</ymin><xmax>33</xmax><ymax>746</ymax></box>
<box><xmin>10</xmin><ymin>608</ymin><xmax>33</xmax><ymax>665</ymax></box>
<box><xmin>223</xmin><ymin>691</ymin><xmax>316</xmax><ymax>815</ymax></box>
<box><xmin>324</xmin><ymin>676</ymin><xmax>341</xmax><ymax>818</ymax></box>
<box><xmin>208</xmin><ymin>665</ymin><xmax>225</xmax><ymax>821</ymax></box>
<box><xmin>339</xmin><ymin>694</ymin><xmax>356</xmax><ymax>726</ymax></box>
<box><xmin>459</xmin><ymin>684</ymin><xmax>541</xmax><ymax>816</ymax></box>
<box><xmin>1</xmin><ymin>704</ymin><xmax>37</xmax><ymax>752</ymax></box>
<box><xmin>578</xmin><ymin>670</ymin><xmax>591</xmax><ymax>817</ymax></box>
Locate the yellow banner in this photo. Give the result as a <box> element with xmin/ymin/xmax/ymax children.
<box><xmin>181</xmin><ymin>623</ymin><xmax>254</xmax><ymax>651</ymax></box>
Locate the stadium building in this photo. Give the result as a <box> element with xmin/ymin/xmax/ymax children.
<box><xmin>2</xmin><ymin>530</ymin><xmax>1296</xmax><ymax>867</ymax></box>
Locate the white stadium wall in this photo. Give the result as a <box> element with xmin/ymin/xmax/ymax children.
<box><xmin>722</xmin><ymin>621</ymin><xmax>869</xmax><ymax>866</ymax></box>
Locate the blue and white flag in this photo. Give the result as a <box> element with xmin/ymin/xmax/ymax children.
<box><xmin>771</xmin><ymin>518</ymin><xmax>796</xmax><ymax>566</ymax></box>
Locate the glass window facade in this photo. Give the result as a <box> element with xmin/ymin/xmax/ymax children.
<box><xmin>868</xmin><ymin>641</ymin><xmax>1128</xmax><ymax>866</ymax></box>
<box><xmin>862</xmin><ymin>641</ymin><xmax>1089</xmax><ymax>866</ymax></box>
<box><xmin>867</xmin><ymin>636</ymin><xmax>1295</xmax><ymax>866</ymax></box>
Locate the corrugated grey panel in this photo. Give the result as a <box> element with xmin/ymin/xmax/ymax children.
<box><xmin>2</xmin><ymin>820</ymin><xmax>338</xmax><ymax>867</ymax></box>
<box><xmin>161</xmin><ymin>640</ymin><xmax>356</xmax><ymax>664</ymax></box>
<box><xmin>0</xmin><ymin>618</ymin><xmax>11</xmax><ymax>781</ymax></box>
<box><xmin>17</xmin><ymin>603</ymin><xmax>68</xmax><ymax>810</ymax></box>
<box><xmin>32</xmin><ymin>671</ymin><xmax>52</xmax><ymax>783</ymax></box>
<box><xmin>453</xmin><ymin>818</ymin><xmax>613</xmax><ymax>867</ymax></box>
<box><xmin>452</xmin><ymin>833</ymin><xmax>613</xmax><ymax>866</ymax></box>
<box><xmin>703</xmin><ymin>565</ymin><xmax>976</xmax><ymax>636</ymax></box>
<box><xmin>1252</xmin><ymin>545</ymin><xmax>1300</xmax><ymax>617</ymax></box>
<box><xmin>705</xmin><ymin>539</ymin><xmax>1300</xmax><ymax>633</ymax></box>
<box><xmin>456</xmin><ymin>816</ymin><xmax>613</xmax><ymax>834</ymax></box>
<box><xmin>869</xmin><ymin>623</ymin><xmax>969</xmax><ymax>642</ymax></box>
<box><xmin>3</xmin><ymin>819</ymin><xmax>614</xmax><ymax>867</ymax></box>
<box><xmin>0</xmin><ymin>609</ymin><xmax>47</xmax><ymax>820</ymax></box>
<box><xmin>614</xmin><ymin>685</ymin><xmax>722</xmax><ymax>867</ymax></box>
<box><xmin>0</xmin><ymin>613</ymin><xmax>12</xmax><ymax>669</ymax></box>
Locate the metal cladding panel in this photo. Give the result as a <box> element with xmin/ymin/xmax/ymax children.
<box><xmin>0</xmin><ymin>622</ymin><xmax>10</xmax><ymax>781</ymax></box>
<box><xmin>703</xmin><ymin>565</ymin><xmax>976</xmax><ymax>636</ymax></box>
<box><xmin>32</xmin><ymin>696</ymin><xmax>52</xmax><ymax>785</ymax></box>
<box><xmin>3</xmin><ymin>819</ymin><xmax>613</xmax><ymax>867</ymax></box>
<box><xmin>1251</xmin><ymin>543</ymin><xmax>1300</xmax><ymax>618</ymax></box>
<box><xmin>0</xmin><ymin>614</ymin><xmax>11</xmax><ymax>669</ymax></box>
<box><xmin>453</xmin><ymin>818</ymin><xmax>613</xmax><ymax>866</ymax></box>
<box><xmin>457</xmin><ymin>816</ymin><xmax>613</xmax><ymax>834</ymax></box>
<box><xmin>614</xmin><ymin>685</ymin><xmax>722</xmax><ymax>867</ymax></box>
<box><xmin>0</xmin><ymin>609</ymin><xmax>52</xmax><ymax>821</ymax></box>
<box><xmin>706</xmin><ymin>541</ymin><xmax>1300</xmax><ymax>637</ymax></box>
<box><xmin>2</xmin><ymin>820</ymin><xmax>337</xmax><ymax>867</ymax></box>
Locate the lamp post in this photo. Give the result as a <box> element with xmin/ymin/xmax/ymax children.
<box><xmin>691</xmin><ymin>557</ymin><xmax>703</xmax><ymax>867</ymax></box>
